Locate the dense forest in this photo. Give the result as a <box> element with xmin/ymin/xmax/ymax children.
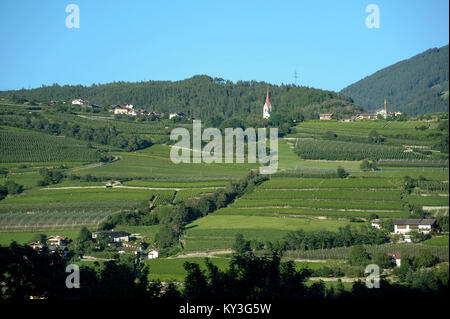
<box><xmin>0</xmin><ymin>75</ymin><xmax>360</xmax><ymax>125</ymax></box>
<box><xmin>341</xmin><ymin>45</ymin><xmax>449</xmax><ymax>116</ymax></box>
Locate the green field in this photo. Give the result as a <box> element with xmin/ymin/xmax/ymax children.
<box><xmin>182</xmin><ymin>214</ymin><xmax>352</xmax><ymax>252</ymax></box>
<box><xmin>0</xmin><ymin>188</ymin><xmax>175</xmax><ymax>230</ymax></box>
<box><xmin>144</xmin><ymin>257</ymin><xmax>334</xmax><ymax>281</ymax></box>
<box><xmin>0</xmin><ymin>230</ymin><xmax>80</xmax><ymax>247</ymax></box>
<box><xmin>0</xmin><ymin>126</ymin><xmax>100</xmax><ymax>163</ymax></box>
<box><xmin>423</xmin><ymin>236</ymin><xmax>450</xmax><ymax>246</ymax></box>
<box><xmin>259</xmin><ymin>177</ymin><xmax>400</xmax><ymax>189</ymax></box>
<box><xmin>79</xmin><ymin>145</ymin><xmax>256</xmax><ymax>180</ymax></box>
<box><xmin>0</xmin><ymin>114</ymin><xmax>448</xmax><ymax>285</ymax></box>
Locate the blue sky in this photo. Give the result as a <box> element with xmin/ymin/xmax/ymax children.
<box><xmin>0</xmin><ymin>0</ymin><xmax>448</xmax><ymax>92</ymax></box>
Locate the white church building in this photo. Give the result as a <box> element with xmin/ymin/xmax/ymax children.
<box><xmin>263</xmin><ymin>88</ymin><xmax>272</xmax><ymax>119</ymax></box>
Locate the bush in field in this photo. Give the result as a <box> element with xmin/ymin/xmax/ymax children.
<box><xmin>360</xmin><ymin>160</ymin><xmax>378</xmax><ymax>171</ymax></box>
<box><xmin>5</xmin><ymin>180</ymin><xmax>23</xmax><ymax>195</ymax></box>
<box><xmin>368</xmin><ymin>129</ymin><xmax>385</xmax><ymax>144</ymax></box>
<box><xmin>412</xmin><ymin>251</ymin><xmax>438</xmax><ymax>268</ymax></box>
<box><xmin>0</xmin><ymin>185</ymin><xmax>7</xmax><ymax>200</ymax></box>
<box><xmin>232</xmin><ymin>233</ymin><xmax>252</xmax><ymax>255</ymax></box>
<box><xmin>381</xmin><ymin>219</ymin><xmax>394</xmax><ymax>233</ymax></box>
<box><xmin>436</xmin><ymin>216</ymin><xmax>449</xmax><ymax>232</ymax></box>
<box><xmin>324</xmin><ymin>130</ymin><xmax>337</xmax><ymax>139</ymax></box>
<box><xmin>372</xmin><ymin>251</ymin><xmax>392</xmax><ymax>269</ymax></box>
<box><xmin>410</xmin><ymin>230</ymin><xmax>430</xmax><ymax>243</ymax></box>
<box><xmin>348</xmin><ymin>245</ymin><xmax>370</xmax><ymax>266</ymax></box>
<box><xmin>337</xmin><ymin>166</ymin><xmax>348</xmax><ymax>178</ymax></box>
<box><xmin>37</xmin><ymin>168</ymin><xmax>65</xmax><ymax>186</ymax></box>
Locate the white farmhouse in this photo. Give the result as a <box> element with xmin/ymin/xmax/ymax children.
<box><xmin>169</xmin><ymin>112</ymin><xmax>185</xmax><ymax>119</ymax></box>
<box><xmin>370</xmin><ymin>219</ymin><xmax>381</xmax><ymax>229</ymax></box>
<box><xmin>72</xmin><ymin>99</ymin><xmax>88</xmax><ymax>105</ymax></box>
<box><xmin>92</xmin><ymin>230</ymin><xmax>130</xmax><ymax>243</ymax></box>
<box><xmin>393</xmin><ymin>219</ymin><xmax>436</xmax><ymax>234</ymax></box>
<box><xmin>148</xmin><ymin>249</ymin><xmax>159</xmax><ymax>259</ymax></box>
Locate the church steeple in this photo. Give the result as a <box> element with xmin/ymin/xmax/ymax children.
<box><xmin>263</xmin><ymin>88</ymin><xmax>272</xmax><ymax>119</ymax></box>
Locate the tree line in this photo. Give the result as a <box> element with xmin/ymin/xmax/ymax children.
<box><xmin>0</xmin><ymin>111</ymin><xmax>152</xmax><ymax>152</ymax></box>
<box><xmin>0</xmin><ymin>239</ymin><xmax>447</xmax><ymax>302</ymax></box>
<box><xmin>0</xmin><ymin>75</ymin><xmax>360</xmax><ymax>126</ymax></box>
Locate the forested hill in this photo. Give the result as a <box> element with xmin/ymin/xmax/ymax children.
<box><xmin>0</xmin><ymin>76</ymin><xmax>359</xmax><ymax>124</ymax></box>
<box><xmin>340</xmin><ymin>45</ymin><xmax>449</xmax><ymax>116</ymax></box>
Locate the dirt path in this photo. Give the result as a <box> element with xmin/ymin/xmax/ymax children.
<box><xmin>70</xmin><ymin>155</ymin><xmax>120</xmax><ymax>172</ymax></box>
<box><xmin>168</xmin><ymin>249</ymin><xmax>233</xmax><ymax>259</ymax></box>
<box><xmin>40</xmin><ymin>185</ymin><xmax>223</xmax><ymax>191</ymax></box>
<box><xmin>292</xmin><ymin>259</ymin><xmax>328</xmax><ymax>263</ymax></box>
<box><xmin>309</xmin><ymin>277</ymin><xmax>363</xmax><ymax>283</ymax></box>
<box><xmin>70</xmin><ymin>162</ymin><xmax>105</xmax><ymax>172</ymax></box>
<box><xmin>234</xmin><ymin>206</ymin><xmax>403</xmax><ymax>213</ymax></box>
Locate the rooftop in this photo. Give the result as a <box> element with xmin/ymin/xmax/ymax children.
<box><xmin>394</xmin><ymin>219</ymin><xmax>436</xmax><ymax>225</ymax></box>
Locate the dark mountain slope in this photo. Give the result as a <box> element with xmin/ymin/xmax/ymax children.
<box><xmin>340</xmin><ymin>45</ymin><xmax>449</xmax><ymax>115</ymax></box>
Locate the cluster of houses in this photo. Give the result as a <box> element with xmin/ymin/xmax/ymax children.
<box><xmin>111</xmin><ymin>103</ymin><xmax>185</xmax><ymax>120</ymax></box>
<box><xmin>71</xmin><ymin>99</ymin><xmax>101</xmax><ymax>108</ymax></box>
<box><xmin>91</xmin><ymin>230</ymin><xmax>159</xmax><ymax>259</ymax></box>
<box><xmin>371</xmin><ymin>218</ymin><xmax>436</xmax><ymax>243</ymax></box>
<box><xmin>369</xmin><ymin>218</ymin><xmax>438</xmax><ymax>266</ymax></box>
<box><xmin>319</xmin><ymin>109</ymin><xmax>403</xmax><ymax>122</ymax></box>
<box><xmin>28</xmin><ymin>235</ymin><xmax>68</xmax><ymax>257</ymax></box>
<box><xmin>27</xmin><ymin>231</ymin><xmax>159</xmax><ymax>260</ymax></box>
<box><xmin>71</xmin><ymin>98</ymin><xmax>187</xmax><ymax>120</ymax></box>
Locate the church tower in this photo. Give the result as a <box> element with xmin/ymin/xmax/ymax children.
<box><xmin>263</xmin><ymin>88</ymin><xmax>272</xmax><ymax>119</ymax></box>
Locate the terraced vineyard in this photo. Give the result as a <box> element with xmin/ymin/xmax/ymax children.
<box><xmin>294</xmin><ymin>139</ymin><xmax>429</xmax><ymax>161</ymax></box>
<box><xmin>182</xmin><ymin>214</ymin><xmax>353</xmax><ymax>252</ymax></box>
<box><xmin>0</xmin><ymin>111</ymin><xmax>448</xmax><ymax>287</ymax></box>
<box><xmin>0</xmin><ymin>188</ymin><xmax>176</xmax><ymax>229</ymax></box>
<box><xmin>0</xmin><ymin>127</ymin><xmax>100</xmax><ymax>163</ymax></box>
<box><xmin>213</xmin><ymin>176</ymin><xmax>409</xmax><ymax>221</ymax></box>
<box><xmin>259</xmin><ymin>177</ymin><xmax>400</xmax><ymax>189</ymax></box>
<box><xmin>0</xmin><ymin>209</ymin><xmax>117</xmax><ymax>231</ymax></box>
<box><xmin>174</xmin><ymin>189</ymin><xmax>215</xmax><ymax>203</ymax></box>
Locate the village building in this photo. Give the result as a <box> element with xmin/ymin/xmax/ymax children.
<box><xmin>118</xmin><ymin>246</ymin><xmax>140</xmax><ymax>255</ymax></box>
<box><xmin>28</xmin><ymin>242</ymin><xmax>42</xmax><ymax>250</ymax></box>
<box><xmin>340</xmin><ymin>116</ymin><xmax>356</xmax><ymax>122</ymax></box>
<box><xmin>263</xmin><ymin>88</ymin><xmax>272</xmax><ymax>119</ymax></box>
<box><xmin>319</xmin><ymin>113</ymin><xmax>333</xmax><ymax>120</ymax></box>
<box><xmin>92</xmin><ymin>230</ymin><xmax>130</xmax><ymax>243</ymax></box>
<box><xmin>46</xmin><ymin>235</ymin><xmax>67</xmax><ymax>246</ymax></box>
<box><xmin>148</xmin><ymin>249</ymin><xmax>159</xmax><ymax>259</ymax></box>
<box><xmin>370</xmin><ymin>219</ymin><xmax>381</xmax><ymax>229</ymax></box>
<box><xmin>169</xmin><ymin>112</ymin><xmax>186</xmax><ymax>119</ymax></box>
<box><xmin>71</xmin><ymin>99</ymin><xmax>88</xmax><ymax>105</ymax></box>
<box><xmin>393</xmin><ymin>219</ymin><xmax>436</xmax><ymax>234</ymax></box>
<box><xmin>47</xmin><ymin>245</ymin><xmax>68</xmax><ymax>257</ymax></box>
<box><xmin>114</xmin><ymin>106</ymin><xmax>137</xmax><ymax>116</ymax></box>
<box><xmin>388</xmin><ymin>252</ymin><xmax>402</xmax><ymax>267</ymax></box>
<box><xmin>355</xmin><ymin>113</ymin><xmax>378</xmax><ymax>120</ymax></box>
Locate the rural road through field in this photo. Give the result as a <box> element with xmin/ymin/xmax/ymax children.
<box><xmin>40</xmin><ymin>185</ymin><xmax>223</xmax><ymax>191</ymax></box>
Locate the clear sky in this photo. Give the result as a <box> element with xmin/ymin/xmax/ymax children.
<box><xmin>0</xmin><ymin>0</ymin><xmax>448</xmax><ymax>92</ymax></box>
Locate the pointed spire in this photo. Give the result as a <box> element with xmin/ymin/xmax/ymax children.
<box><xmin>266</xmin><ymin>88</ymin><xmax>270</xmax><ymax>106</ymax></box>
